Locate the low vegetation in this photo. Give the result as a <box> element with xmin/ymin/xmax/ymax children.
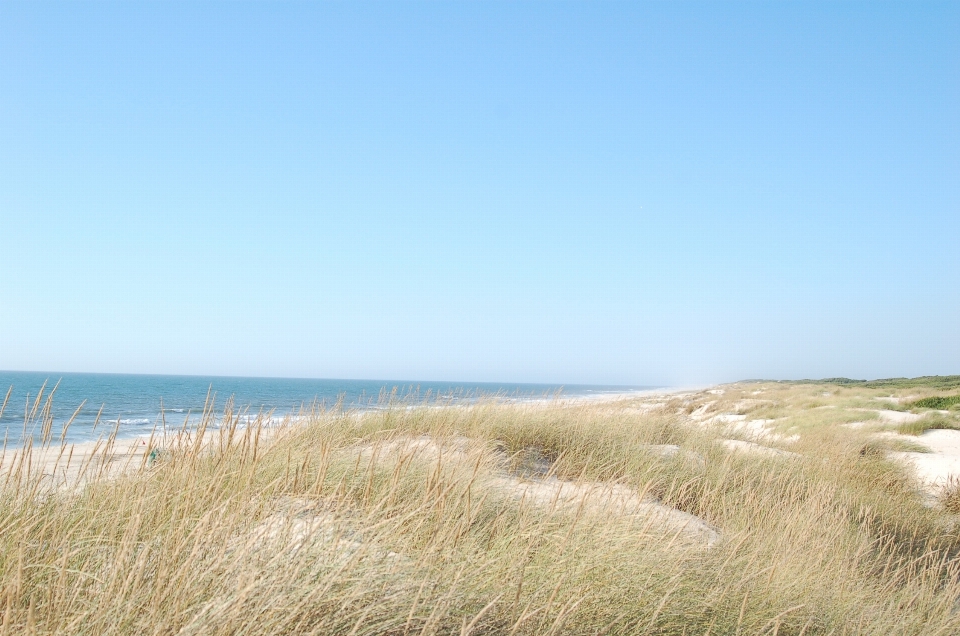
<box><xmin>897</xmin><ymin>413</ymin><xmax>960</xmax><ymax>436</ymax></box>
<box><xmin>912</xmin><ymin>395</ymin><xmax>960</xmax><ymax>410</ymax></box>
<box><xmin>797</xmin><ymin>376</ymin><xmax>960</xmax><ymax>391</ymax></box>
<box><xmin>2</xmin><ymin>381</ymin><xmax>960</xmax><ymax>634</ymax></box>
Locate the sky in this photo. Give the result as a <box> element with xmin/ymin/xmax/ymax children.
<box><xmin>1</xmin><ymin>2</ymin><xmax>958</xmax><ymax>386</ymax></box>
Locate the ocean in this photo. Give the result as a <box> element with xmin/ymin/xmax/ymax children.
<box><xmin>0</xmin><ymin>371</ymin><xmax>649</xmax><ymax>446</ymax></box>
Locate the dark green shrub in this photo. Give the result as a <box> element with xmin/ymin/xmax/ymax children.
<box><xmin>911</xmin><ymin>395</ymin><xmax>960</xmax><ymax>410</ymax></box>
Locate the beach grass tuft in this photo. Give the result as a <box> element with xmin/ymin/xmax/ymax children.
<box><xmin>897</xmin><ymin>413</ymin><xmax>960</xmax><ymax>436</ymax></box>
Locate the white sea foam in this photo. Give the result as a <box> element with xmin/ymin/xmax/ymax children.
<box><xmin>115</xmin><ymin>418</ymin><xmax>152</xmax><ymax>425</ymax></box>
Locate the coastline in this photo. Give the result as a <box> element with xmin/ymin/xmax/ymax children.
<box><xmin>8</xmin><ymin>382</ymin><xmax>960</xmax><ymax>496</ymax></box>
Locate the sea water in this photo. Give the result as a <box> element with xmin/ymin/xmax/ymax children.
<box><xmin>0</xmin><ymin>371</ymin><xmax>648</xmax><ymax>447</ymax></box>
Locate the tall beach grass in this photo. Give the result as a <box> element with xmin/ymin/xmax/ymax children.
<box><xmin>1</xmin><ymin>383</ymin><xmax>960</xmax><ymax>634</ymax></box>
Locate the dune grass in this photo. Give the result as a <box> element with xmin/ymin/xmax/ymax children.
<box><xmin>789</xmin><ymin>376</ymin><xmax>960</xmax><ymax>391</ymax></box>
<box><xmin>896</xmin><ymin>413</ymin><xmax>960</xmax><ymax>436</ymax></box>
<box><xmin>912</xmin><ymin>395</ymin><xmax>960</xmax><ymax>411</ymax></box>
<box><xmin>1</xmin><ymin>384</ymin><xmax>960</xmax><ymax>634</ymax></box>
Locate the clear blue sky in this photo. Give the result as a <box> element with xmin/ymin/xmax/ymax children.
<box><xmin>1</xmin><ymin>2</ymin><xmax>957</xmax><ymax>386</ymax></box>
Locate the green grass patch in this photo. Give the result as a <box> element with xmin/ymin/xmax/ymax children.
<box><xmin>897</xmin><ymin>414</ymin><xmax>960</xmax><ymax>436</ymax></box>
<box><xmin>780</xmin><ymin>376</ymin><xmax>960</xmax><ymax>391</ymax></box>
<box><xmin>910</xmin><ymin>395</ymin><xmax>960</xmax><ymax>410</ymax></box>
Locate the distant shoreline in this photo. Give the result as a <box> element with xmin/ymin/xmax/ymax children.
<box><xmin>0</xmin><ymin>370</ymin><xmax>656</xmax><ymax>447</ymax></box>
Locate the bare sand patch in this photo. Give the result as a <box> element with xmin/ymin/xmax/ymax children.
<box><xmin>491</xmin><ymin>475</ymin><xmax>720</xmax><ymax>546</ymax></box>
<box><xmin>852</xmin><ymin>408</ymin><xmax>927</xmax><ymax>424</ymax></box>
<box><xmin>875</xmin><ymin>409</ymin><xmax>926</xmax><ymax>424</ymax></box>
<box><xmin>351</xmin><ymin>434</ymin><xmax>720</xmax><ymax>547</ymax></box>
<box><xmin>239</xmin><ymin>497</ymin><xmax>409</xmax><ymax>566</ymax></box>
<box><xmin>888</xmin><ymin>429</ymin><xmax>960</xmax><ymax>495</ymax></box>
<box><xmin>0</xmin><ymin>436</ymin><xmax>153</xmax><ymax>489</ymax></box>
<box><xmin>354</xmin><ymin>434</ymin><xmax>473</xmax><ymax>464</ymax></box>
<box><xmin>701</xmin><ymin>413</ymin><xmax>798</xmax><ymax>444</ymax></box>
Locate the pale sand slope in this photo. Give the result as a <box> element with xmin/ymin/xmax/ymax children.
<box><xmin>889</xmin><ymin>429</ymin><xmax>960</xmax><ymax>493</ymax></box>
<box><xmin>0</xmin><ymin>430</ymin><xmax>243</xmax><ymax>488</ymax></box>
<box><xmin>524</xmin><ymin>386</ymin><xmax>704</xmax><ymax>407</ymax></box>
<box><xmin>1</xmin><ymin>423</ymin><xmax>288</xmax><ymax>488</ymax></box>
<box><xmin>353</xmin><ymin>435</ymin><xmax>720</xmax><ymax>546</ymax></box>
<box><xmin>0</xmin><ymin>437</ymin><xmax>155</xmax><ymax>488</ymax></box>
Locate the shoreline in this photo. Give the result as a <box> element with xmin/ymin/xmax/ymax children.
<box><xmin>6</xmin><ymin>383</ymin><xmax>960</xmax><ymax>502</ymax></box>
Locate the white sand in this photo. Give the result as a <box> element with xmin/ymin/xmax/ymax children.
<box><xmin>888</xmin><ymin>429</ymin><xmax>960</xmax><ymax>494</ymax></box>
<box><xmin>874</xmin><ymin>409</ymin><xmax>926</xmax><ymax>424</ymax></box>
<box><xmin>351</xmin><ymin>434</ymin><xmax>720</xmax><ymax>546</ymax></box>
<box><xmin>544</xmin><ymin>386</ymin><xmax>704</xmax><ymax>406</ymax></box>
<box><xmin>494</xmin><ymin>475</ymin><xmax>720</xmax><ymax>546</ymax></box>
<box><xmin>0</xmin><ymin>436</ymin><xmax>154</xmax><ymax>489</ymax></box>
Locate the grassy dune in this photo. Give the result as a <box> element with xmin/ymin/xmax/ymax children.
<box><xmin>3</xmin><ymin>382</ymin><xmax>960</xmax><ymax>634</ymax></box>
